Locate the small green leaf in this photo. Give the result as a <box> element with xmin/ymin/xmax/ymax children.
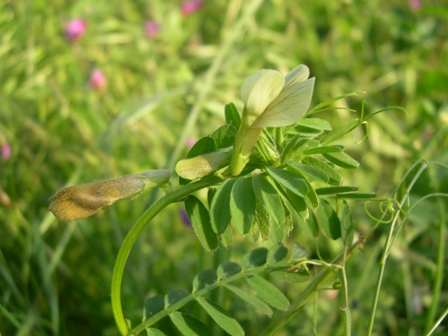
<box><xmin>193</xmin><ymin>269</ymin><xmax>217</xmax><ymax>292</ymax></box>
<box><xmin>210</xmin><ymin>178</ymin><xmax>236</xmax><ymax>233</ymax></box>
<box><xmin>315</xmin><ymin>186</ymin><xmax>359</xmax><ymax>195</ymax></box>
<box><xmin>340</xmin><ymin>200</ymin><xmax>354</xmax><ymax>246</ymax></box>
<box><xmin>267</xmin><ymin>168</ymin><xmax>309</xmax><ymax>198</ymax></box>
<box><xmin>302</xmin><ymin>156</ymin><xmax>342</xmax><ymax>185</ymax></box>
<box><xmin>267</xmin><ymin>243</ymin><xmax>288</xmax><ymax>264</ymax></box>
<box><xmin>207</xmin><ymin>188</ymin><xmax>216</xmax><ymax>207</ymax></box>
<box><xmin>271</xmin><ymin>270</ymin><xmax>310</xmax><ymax>283</ymax></box>
<box><xmin>242</xmin><ymin>247</ymin><xmax>268</xmax><ymax>268</ymax></box>
<box><xmin>252</xmin><ymin>175</ymin><xmax>285</xmax><ymax>225</ymax></box>
<box><xmin>186</xmin><ymin>137</ymin><xmax>216</xmax><ymax>158</ymax></box>
<box><xmin>180</xmin><ymin>137</ymin><xmax>216</xmax><ymax>185</ymax></box>
<box><xmin>294</xmin><ymin>124</ymin><xmax>324</xmax><ymax>136</ymax></box>
<box><xmin>146</xmin><ymin>328</ymin><xmax>168</xmax><ymax>336</ymax></box>
<box><xmin>246</xmin><ymin>276</ymin><xmax>290</xmax><ymax>311</ymax></box>
<box><xmin>210</xmin><ymin>124</ymin><xmax>237</xmax><ymax>149</ymax></box>
<box><xmin>143</xmin><ymin>295</ymin><xmax>165</xmax><ymax>320</ymax></box>
<box><xmin>255</xmin><ymin>201</ymin><xmax>271</xmax><ymax>241</ymax></box>
<box><xmin>296</xmin><ymin>211</ymin><xmax>319</xmax><ymax>237</ymax></box>
<box><xmin>217</xmin><ymin>262</ymin><xmax>242</xmax><ymax>279</ymax></box>
<box><xmin>302</xmin><ymin>145</ymin><xmax>343</xmax><ymax>155</ymax></box>
<box><xmin>282</xmin><ymin>136</ymin><xmax>309</xmax><ymax>161</ymax></box>
<box><xmin>225</xmin><ymin>102</ymin><xmax>241</xmax><ymax>128</ymax></box>
<box><xmin>196</xmin><ymin>297</ymin><xmax>244</xmax><ymax>336</ymax></box>
<box><xmin>322</xmin><ymin>151</ymin><xmax>359</xmax><ymax>169</ymax></box>
<box><xmin>296</xmin><ymin>118</ymin><xmax>332</xmax><ymax>131</ymax></box>
<box><xmin>332</xmin><ymin>192</ymin><xmax>377</xmax><ymax>199</ymax></box>
<box><xmin>230</xmin><ymin>178</ymin><xmax>256</xmax><ymax>235</ymax></box>
<box><xmin>220</xmin><ymin>222</ymin><xmax>233</xmax><ymax>248</ymax></box>
<box><xmin>224</xmin><ymin>284</ymin><xmax>274</xmax><ymax>316</ymax></box>
<box><xmin>170</xmin><ymin>312</ymin><xmax>212</xmax><ymax>336</ymax></box>
<box><xmin>270</xmin><ymin>215</ymin><xmax>286</xmax><ymax>242</ymax></box>
<box><xmin>317</xmin><ymin>199</ymin><xmax>341</xmax><ymax>240</ymax></box>
<box><xmin>185</xmin><ymin>196</ymin><xmax>218</xmax><ymax>252</ymax></box>
<box><xmin>287</xmin><ymin>162</ymin><xmax>329</xmax><ymax>183</ymax></box>
<box><xmin>165</xmin><ymin>289</ymin><xmax>189</xmax><ymax>307</ymax></box>
<box><xmin>283</xmin><ymin>189</ymin><xmax>307</xmax><ymax>214</ymax></box>
<box><xmin>320</xmin><ymin>119</ymin><xmax>360</xmax><ymax>145</ymax></box>
<box><xmin>290</xmin><ymin>242</ymin><xmax>307</xmax><ymax>260</ymax></box>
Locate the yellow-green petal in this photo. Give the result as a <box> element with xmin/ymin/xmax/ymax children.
<box><xmin>252</xmin><ymin>77</ymin><xmax>315</xmax><ymax>128</ymax></box>
<box><xmin>240</xmin><ymin>70</ymin><xmax>284</xmax><ymax>126</ymax></box>
<box><xmin>284</xmin><ymin>64</ymin><xmax>310</xmax><ymax>89</ymax></box>
<box><xmin>175</xmin><ymin>147</ymin><xmax>232</xmax><ymax>180</ymax></box>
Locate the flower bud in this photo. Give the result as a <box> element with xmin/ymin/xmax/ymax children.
<box><xmin>175</xmin><ymin>147</ymin><xmax>231</xmax><ymax>180</ymax></box>
<box><xmin>65</xmin><ymin>18</ymin><xmax>87</xmax><ymax>42</ymax></box>
<box><xmin>49</xmin><ymin>169</ymin><xmax>170</xmax><ymax>222</ymax></box>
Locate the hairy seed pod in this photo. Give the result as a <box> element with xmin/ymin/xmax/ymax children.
<box><xmin>49</xmin><ymin>169</ymin><xmax>170</xmax><ymax>222</ymax></box>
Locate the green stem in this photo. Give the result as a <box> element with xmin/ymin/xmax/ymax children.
<box><xmin>424</xmin><ymin>195</ymin><xmax>446</xmax><ymax>333</ymax></box>
<box><xmin>111</xmin><ymin>176</ymin><xmax>222</xmax><ymax>335</ymax></box>
<box><xmin>262</xmin><ymin>239</ymin><xmax>362</xmax><ymax>336</ymax></box>
<box><xmin>366</xmin><ymin>160</ymin><xmax>428</xmax><ymax>335</ymax></box>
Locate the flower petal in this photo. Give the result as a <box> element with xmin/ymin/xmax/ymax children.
<box><xmin>241</xmin><ymin>70</ymin><xmax>284</xmax><ymax>125</ymax></box>
<box><xmin>284</xmin><ymin>64</ymin><xmax>310</xmax><ymax>89</ymax></box>
<box><xmin>252</xmin><ymin>77</ymin><xmax>315</xmax><ymax>128</ymax></box>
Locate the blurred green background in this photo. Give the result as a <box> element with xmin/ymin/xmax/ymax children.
<box><xmin>1</xmin><ymin>0</ymin><xmax>447</xmax><ymax>335</ymax></box>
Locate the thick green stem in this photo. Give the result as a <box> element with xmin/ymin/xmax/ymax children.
<box><xmin>111</xmin><ymin>176</ymin><xmax>222</xmax><ymax>335</ymax></box>
<box><xmin>229</xmin><ymin>125</ymin><xmax>262</xmax><ymax>175</ymax></box>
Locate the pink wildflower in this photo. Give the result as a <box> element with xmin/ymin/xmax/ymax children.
<box><xmin>65</xmin><ymin>18</ymin><xmax>87</xmax><ymax>42</ymax></box>
<box><xmin>1</xmin><ymin>143</ymin><xmax>11</xmax><ymax>161</ymax></box>
<box><xmin>145</xmin><ymin>21</ymin><xmax>160</xmax><ymax>39</ymax></box>
<box><xmin>409</xmin><ymin>0</ymin><xmax>422</xmax><ymax>11</ymax></box>
<box><xmin>179</xmin><ymin>208</ymin><xmax>191</xmax><ymax>227</ymax></box>
<box><xmin>186</xmin><ymin>138</ymin><xmax>196</xmax><ymax>148</ymax></box>
<box><xmin>89</xmin><ymin>70</ymin><xmax>107</xmax><ymax>91</ymax></box>
<box><xmin>181</xmin><ymin>0</ymin><xmax>203</xmax><ymax>16</ymax></box>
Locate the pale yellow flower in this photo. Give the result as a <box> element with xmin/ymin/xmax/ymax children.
<box><xmin>229</xmin><ymin>64</ymin><xmax>315</xmax><ymax>175</ymax></box>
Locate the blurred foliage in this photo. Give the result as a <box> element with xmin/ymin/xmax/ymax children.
<box><xmin>0</xmin><ymin>0</ymin><xmax>447</xmax><ymax>335</ymax></box>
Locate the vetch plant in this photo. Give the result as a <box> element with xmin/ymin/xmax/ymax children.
<box><xmin>49</xmin><ymin>64</ymin><xmax>435</xmax><ymax>336</ymax></box>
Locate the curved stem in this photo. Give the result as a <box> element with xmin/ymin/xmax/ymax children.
<box><xmin>111</xmin><ymin>176</ymin><xmax>222</xmax><ymax>335</ymax></box>
<box><xmin>366</xmin><ymin>160</ymin><xmax>428</xmax><ymax>335</ymax></box>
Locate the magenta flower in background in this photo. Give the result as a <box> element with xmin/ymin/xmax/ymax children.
<box><xmin>181</xmin><ymin>0</ymin><xmax>203</xmax><ymax>16</ymax></box>
<box><xmin>65</xmin><ymin>18</ymin><xmax>87</xmax><ymax>42</ymax></box>
<box><xmin>409</xmin><ymin>0</ymin><xmax>422</xmax><ymax>11</ymax></box>
<box><xmin>179</xmin><ymin>208</ymin><xmax>191</xmax><ymax>227</ymax></box>
<box><xmin>186</xmin><ymin>138</ymin><xmax>196</xmax><ymax>148</ymax></box>
<box><xmin>89</xmin><ymin>70</ymin><xmax>107</xmax><ymax>91</ymax></box>
<box><xmin>2</xmin><ymin>143</ymin><xmax>11</xmax><ymax>161</ymax></box>
<box><xmin>145</xmin><ymin>20</ymin><xmax>160</xmax><ymax>39</ymax></box>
